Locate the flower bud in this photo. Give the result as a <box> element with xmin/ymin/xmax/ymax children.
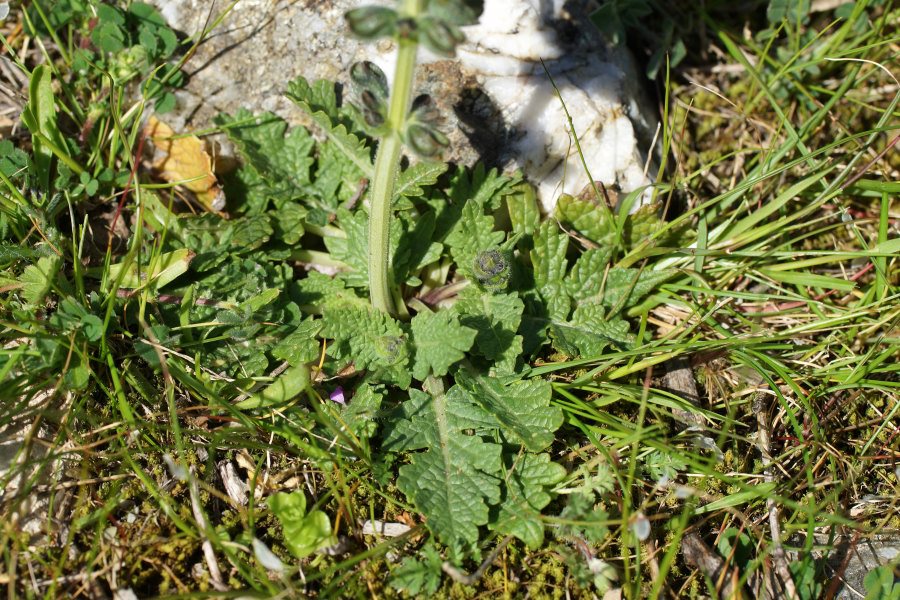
<box><xmin>473</xmin><ymin>248</ymin><xmax>511</xmax><ymax>291</ymax></box>
<box><xmin>418</xmin><ymin>16</ymin><xmax>464</xmax><ymax>57</ymax></box>
<box><xmin>404</xmin><ymin>123</ymin><xmax>449</xmax><ymax>158</ymax></box>
<box><xmin>425</xmin><ymin>0</ymin><xmax>483</xmax><ymax>26</ymax></box>
<box><xmin>410</xmin><ymin>94</ymin><xmax>443</xmax><ymax>128</ymax></box>
<box><xmin>350</xmin><ymin>61</ymin><xmax>388</xmax><ymax>101</ymax></box>
<box><xmin>345</xmin><ymin>6</ymin><xmax>397</xmax><ymax>40</ymax></box>
<box><xmin>376</xmin><ymin>335</ymin><xmax>407</xmax><ymax>365</ymax></box>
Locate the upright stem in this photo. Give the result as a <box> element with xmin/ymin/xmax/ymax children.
<box><xmin>368</xmin><ymin>0</ymin><xmax>423</xmax><ymax>315</ymax></box>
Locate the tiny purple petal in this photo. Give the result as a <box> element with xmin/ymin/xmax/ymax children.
<box><xmin>329</xmin><ymin>386</ymin><xmax>346</xmax><ymax>405</ymax></box>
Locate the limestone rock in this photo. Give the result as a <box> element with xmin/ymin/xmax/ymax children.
<box><xmin>150</xmin><ymin>0</ymin><xmax>657</xmax><ymax>211</ymax></box>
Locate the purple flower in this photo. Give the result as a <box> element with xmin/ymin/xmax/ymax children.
<box><xmin>329</xmin><ymin>386</ymin><xmax>346</xmax><ymax>405</ymax></box>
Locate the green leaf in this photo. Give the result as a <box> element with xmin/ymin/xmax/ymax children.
<box><xmin>410</xmin><ymin>309</ymin><xmax>476</xmax><ymax>380</ymax></box>
<box><xmin>339</xmin><ymin>383</ymin><xmax>384</xmax><ymax>439</ymax></box>
<box><xmin>92</xmin><ymin>21</ymin><xmax>127</xmax><ymax>53</ymax></box>
<box><xmin>294</xmin><ymin>271</ymin><xmax>364</xmax><ymax>310</ymax></box>
<box><xmin>447</xmin><ymin>164</ymin><xmax>518</xmax><ymax>211</ymax></box>
<box><xmin>444</xmin><ymin>200</ymin><xmax>504</xmax><ymax>278</ymax></box>
<box><xmin>323</xmin><ymin>207</ymin><xmax>369</xmax><ymax>288</ymax></box>
<box><xmin>549</xmin><ymin>304</ymin><xmax>634</xmax><ymax>357</ymax></box>
<box><xmin>863</xmin><ymin>565</ymin><xmax>900</xmax><ymax>600</ymax></box>
<box><xmin>557</xmin><ymin>493</ymin><xmax>610</xmax><ymax>544</ymax></box>
<box><xmin>390</xmin><ymin>543</ymin><xmax>444</xmax><ymax>596</ymax></box>
<box><xmin>453</xmin><ymin>287</ymin><xmax>523</xmax><ymax>374</ymax></box>
<box><xmin>217</xmin><ymin>110</ymin><xmax>316</xmax><ymax>213</ymax></box>
<box><xmin>267</xmin><ymin>491</ymin><xmax>336</xmax><ymax>559</ymax></box>
<box><xmin>601</xmin><ymin>268</ymin><xmax>676</xmax><ymax>311</ymax></box>
<box><xmin>321</xmin><ymin>303</ymin><xmax>411</xmax><ymax>388</ymax></box>
<box><xmin>491</xmin><ymin>453</ymin><xmax>566</xmax><ymax>549</ymax></box>
<box><xmin>393</xmin><ymin>209</ymin><xmax>441</xmax><ymax>284</ymax></box>
<box><xmin>384</xmin><ymin>388</ymin><xmax>502</xmax><ymax>549</ymax></box>
<box><xmin>565</xmin><ymin>247</ymin><xmax>614</xmax><ymax>303</ymax></box>
<box><xmin>623</xmin><ymin>203</ymin><xmax>664</xmax><ymax>248</ymax></box>
<box><xmin>555</xmin><ymin>193</ymin><xmax>615</xmax><ymax>247</ymax></box>
<box><xmin>767</xmin><ymin>0</ymin><xmax>810</xmax><ymax>24</ymax></box>
<box><xmin>107</xmin><ymin>248</ymin><xmax>193</xmax><ymax>291</ymax></box>
<box><xmin>19</xmin><ymin>255</ymin><xmax>60</xmax><ymax>306</ymax></box>
<box><xmin>96</xmin><ymin>3</ymin><xmax>125</xmax><ymax>26</ymax></box>
<box><xmin>396</xmin><ymin>162</ymin><xmax>448</xmax><ymax>198</ymax></box>
<box><xmin>21</xmin><ymin>65</ymin><xmax>69</xmax><ymax>191</ymax></box>
<box><xmin>286</xmin><ymin>77</ymin><xmax>373</xmax><ymax>179</ymax></box>
<box><xmin>506</xmin><ymin>183</ymin><xmax>541</xmax><ymax>239</ymax></box>
<box><xmin>272</xmin><ymin>202</ymin><xmax>306</xmax><ymax>245</ymax></box>
<box><xmin>532</xmin><ymin>221</ymin><xmax>569</xmax><ymax>290</ymax></box>
<box><xmin>532</xmin><ymin>222</ymin><xmax>571</xmax><ymax>321</ymax></box>
<box><xmin>455</xmin><ymin>370</ymin><xmax>563</xmax><ymax>452</ymax></box>
<box><xmin>236</xmin><ymin>363</ymin><xmax>311</xmax><ymax>409</ymax></box>
<box><xmin>271</xmin><ymin>318</ymin><xmax>322</xmax><ymax>365</ymax></box>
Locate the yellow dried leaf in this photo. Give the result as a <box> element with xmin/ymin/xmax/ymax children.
<box><xmin>145</xmin><ymin>115</ymin><xmax>225</xmax><ymax>212</ymax></box>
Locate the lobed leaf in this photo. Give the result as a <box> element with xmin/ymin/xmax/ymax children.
<box><xmin>455</xmin><ymin>370</ymin><xmax>563</xmax><ymax>453</ymax></box>
<box><xmin>453</xmin><ymin>287</ymin><xmax>523</xmax><ymax>374</ymax></box>
<box><xmin>549</xmin><ymin>304</ymin><xmax>634</xmax><ymax>358</ymax></box>
<box><xmin>601</xmin><ymin>268</ymin><xmax>676</xmax><ymax>312</ymax></box>
<box><xmin>491</xmin><ymin>453</ymin><xmax>567</xmax><ymax>549</ymax></box>
<box><xmin>410</xmin><ymin>309</ymin><xmax>476</xmax><ymax>380</ymax></box>
<box><xmin>385</xmin><ymin>388</ymin><xmax>502</xmax><ymax>550</ymax></box>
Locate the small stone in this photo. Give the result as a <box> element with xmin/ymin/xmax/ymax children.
<box><xmin>361</xmin><ymin>519</ymin><xmax>411</xmax><ymax>537</ymax></box>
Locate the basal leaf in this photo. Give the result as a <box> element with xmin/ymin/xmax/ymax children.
<box><xmin>286</xmin><ymin>77</ymin><xmax>373</xmax><ymax>179</ymax></box>
<box><xmin>555</xmin><ymin>193</ymin><xmax>615</xmax><ymax>247</ymax></box>
<box><xmin>506</xmin><ymin>182</ymin><xmax>541</xmax><ymax>239</ymax></box>
<box><xmin>324</xmin><ymin>208</ymin><xmax>369</xmax><ymax>288</ymax></box>
<box><xmin>601</xmin><ymin>268</ymin><xmax>676</xmax><ymax>312</ymax></box>
<box><xmin>453</xmin><ymin>287</ymin><xmax>523</xmax><ymax>374</ymax></box>
<box><xmin>321</xmin><ymin>303</ymin><xmax>411</xmax><ymax>388</ymax></box>
<box><xmin>455</xmin><ymin>370</ymin><xmax>563</xmax><ymax>452</ymax></box>
<box><xmin>294</xmin><ymin>271</ymin><xmax>365</xmax><ymax>310</ymax></box>
<box><xmin>444</xmin><ymin>200</ymin><xmax>504</xmax><ymax>278</ymax></box>
<box><xmin>447</xmin><ymin>164</ymin><xmax>517</xmax><ymax>210</ymax></box>
<box><xmin>491</xmin><ymin>453</ymin><xmax>566</xmax><ymax>549</ymax></box>
<box><xmin>271</xmin><ymin>317</ymin><xmax>322</xmax><ymax>365</ymax></box>
<box><xmin>339</xmin><ymin>383</ymin><xmax>384</xmax><ymax>439</ymax></box>
<box><xmin>565</xmin><ymin>246</ymin><xmax>613</xmax><ymax>303</ymax></box>
<box><xmin>396</xmin><ymin>162</ymin><xmax>448</xmax><ymax>198</ymax></box>
<box><xmin>623</xmin><ymin>203</ymin><xmax>664</xmax><ymax>249</ymax></box>
<box><xmin>410</xmin><ymin>309</ymin><xmax>476</xmax><ymax>380</ymax></box>
<box><xmin>532</xmin><ymin>221</ymin><xmax>569</xmax><ymax>290</ymax></box>
<box><xmin>549</xmin><ymin>304</ymin><xmax>634</xmax><ymax>358</ymax></box>
<box><xmin>393</xmin><ymin>209</ymin><xmax>440</xmax><ymax>284</ymax></box>
<box><xmin>216</xmin><ymin>110</ymin><xmax>315</xmax><ymax>211</ymax></box>
<box><xmin>385</xmin><ymin>388</ymin><xmax>502</xmax><ymax>549</ymax></box>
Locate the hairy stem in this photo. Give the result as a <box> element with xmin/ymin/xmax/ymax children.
<box><xmin>368</xmin><ymin>0</ymin><xmax>423</xmax><ymax>315</ymax></box>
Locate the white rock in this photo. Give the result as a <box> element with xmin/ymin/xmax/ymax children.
<box><xmin>149</xmin><ymin>0</ymin><xmax>656</xmax><ymax>211</ymax></box>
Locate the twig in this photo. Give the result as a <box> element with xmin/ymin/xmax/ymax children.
<box><xmin>681</xmin><ymin>532</ymin><xmax>741</xmax><ymax>600</ymax></box>
<box><xmin>442</xmin><ymin>535</ymin><xmax>513</xmax><ymax>586</ymax></box>
<box><xmin>187</xmin><ymin>467</ymin><xmax>229</xmax><ymax>592</ymax></box>
<box><xmin>753</xmin><ymin>393</ymin><xmax>798</xmax><ymax>600</ymax></box>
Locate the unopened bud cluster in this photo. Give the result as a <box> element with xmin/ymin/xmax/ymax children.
<box><xmin>345</xmin><ymin>0</ymin><xmax>482</xmax><ymax>158</ymax></box>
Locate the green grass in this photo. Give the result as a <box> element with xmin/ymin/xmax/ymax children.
<box><xmin>1</xmin><ymin>0</ymin><xmax>898</xmax><ymax>598</ymax></box>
